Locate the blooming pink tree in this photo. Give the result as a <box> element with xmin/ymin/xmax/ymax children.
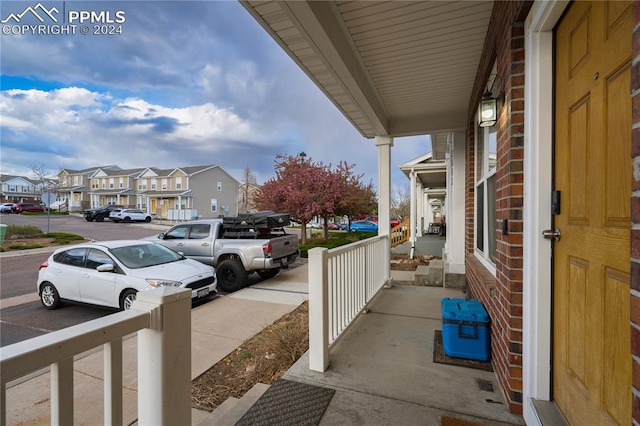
<box><xmin>255</xmin><ymin>155</ymin><xmax>377</xmax><ymax>243</ymax></box>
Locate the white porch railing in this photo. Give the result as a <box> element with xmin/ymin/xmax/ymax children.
<box><xmin>166</xmin><ymin>209</ymin><xmax>198</xmax><ymax>221</ymax></box>
<box><xmin>0</xmin><ymin>287</ymin><xmax>192</xmax><ymax>426</ymax></box>
<box><xmin>308</xmin><ymin>235</ymin><xmax>390</xmax><ymax>372</ymax></box>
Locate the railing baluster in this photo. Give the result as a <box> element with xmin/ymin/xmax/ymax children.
<box><xmin>104</xmin><ymin>339</ymin><xmax>123</xmax><ymax>426</ymax></box>
<box><xmin>51</xmin><ymin>357</ymin><xmax>73</xmax><ymax>425</ymax></box>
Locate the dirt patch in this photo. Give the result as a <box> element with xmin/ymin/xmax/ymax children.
<box><xmin>191</xmin><ymin>301</ymin><xmax>309</xmax><ymax>411</ymax></box>
<box><xmin>390</xmin><ymin>253</ymin><xmax>435</xmax><ymax>271</ymax></box>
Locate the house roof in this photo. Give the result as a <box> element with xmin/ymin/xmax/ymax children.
<box><xmin>241</xmin><ymin>0</ymin><xmax>496</xmax><ymax>159</ymax></box>
<box><xmin>400</xmin><ymin>152</ymin><xmax>447</xmax><ymax>190</ymax></box>
<box><xmin>61</xmin><ymin>165</ymin><xmax>119</xmax><ymax>175</ymax></box>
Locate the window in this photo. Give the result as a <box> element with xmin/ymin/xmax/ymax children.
<box><xmin>189</xmin><ymin>224</ymin><xmax>210</xmax><ymax>239</ymax></box>
<box><xmin>475</xmin><ymin>123</ymin><xmax>497</xmax><ymax>270</ymax></box>
<box><xmin>56</xmin><ymin>248</ymin><xmax>87</xmax><ymax>267</ymax></box>
<box><xmin>211</xmin><ymin>198</ymin><xmax>218</xmax><ymax>213</ymax></box>
<box><xmin>176</xmin><ymin>177</ymin><xmax>182</xmax><ymax>189</ymax></box>
<box><xmin>109</xmin><ymin>183</ymin><xmax>114</xmax><ymax>189</ymax></box>
<box><xmin>165</xmin><ymin>225</ymin><xmax>188</xmax><ymax>239</ymax></box>
<box><xmin>217</xmin><ymin>181</ymin><xmax>222</xmax><ymax>191</ymax></box>
<box><xmin>119</xmin><ymin>182</ymin><xmax>123</xmax><ymax>188</ymax></box>
<box><xmin>162</xmin><ymin>179</ymin><xmax>167</xmax><ymax>190</ymax></box>
<box><xmin>85</xmin><ymin>249</ymin><xmax>114</xmax><ymax>270</ymax></box>
<box><xmin>151</xmin><ymin>183</ymin><xmax>157</xmax><ymax>190</ymax></box>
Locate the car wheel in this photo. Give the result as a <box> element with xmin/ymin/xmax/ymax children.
<box><xmin>120</xmin><ymin>290</ymin><xmax>137</xmax><ymax>311</ymax></box>
<box><xmin>123</xmin><ymin>217</ymin><xmax>131</xmax><ymax>223</ymax></box>
<box><xmin>85</xmin><ymin>217</ymin><xmax>93</xmax><ymax>221</ymax></box>
<box><xmin>40</xmin><ymin>282</ymin><xmax>62</xmax><ymax>310</ymax></box>
<box><xmin>217</xmin><ymin>259</ymin><xmax>248</xmax><ymax>293</ymax></box>
<box><xmin>144</xmin><ymin>216</ymin><xmax>151</xmax><ymax>223</ymax></box>
<box><xmin>95</xmin><ymin>215</ymin><xmax>104</xmax><ymax>222</ymax></box>
<box><xmin>351</xmin><ymin>228</ymin><xmax>357</xmax><ymax>232</ymax></box>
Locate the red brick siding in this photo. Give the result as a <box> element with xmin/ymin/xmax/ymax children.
<box><xmin>632</xmin><ymin>1</ymin><xmax>640</xmax><ymax>423</ymax></box>
<box><xmin>464</xmin><ymin>1</ymin><xmax>531</xmax><ymax>415</ymax></box>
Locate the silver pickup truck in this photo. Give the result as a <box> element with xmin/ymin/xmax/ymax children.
<box><xmin>148</xmin><ymin>218</ymin><xmax>299</xmax><ymax>292</ymax></box>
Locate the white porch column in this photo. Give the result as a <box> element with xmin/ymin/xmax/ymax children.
<box><xmin>416</xmin><ymin>184</ymin><xmax>424</xmax><ymax>236</ymax></box>
<box><xmin>445</xmin><ymin>131</ymin><xmax>466</xmax><ymax>274</ymax></box>
<box><xmin>409</xmin><ymin>169</ymin><xmax>417</xmax><ymax>258</ymax></box>
<box><xmin>134</xmin><ymin>288</ymin><xmax>191</xmax><ymax>426</ymax></box>
<box><xmin>375</xmin><ymin>136</ymin><xmax>393</xmax><ymax>281</ymax></box>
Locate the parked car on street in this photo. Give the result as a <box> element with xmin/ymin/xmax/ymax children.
<box><xmin>84</xmin><ymin>204</ymin><xmax>125</xmax><ymax>222</ymax></box>
<box><xmin>12</xmin><ymin>203</ymin><xmax>45</xmax><ymax>213</ymax></box>
<box><xmin>0</xmin><ymin>203</ymin><xmax>15</xmax><ymax>213</ymax></box>
<box><xmin>110</xmin><ymin>208</ymin><xmax>152</xmax><ymax>223</ymax></box>
<box><xmin>37</xmin><ymin>240</ymin><xmax>217</xmax><ymax>311</ymax></box>
<box><xmin>349</xmin><ymin>220</ymin><xmax>379</xmax><ymax>233</ymax></box>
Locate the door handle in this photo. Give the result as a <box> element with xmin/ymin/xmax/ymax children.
<box><xmin>201</xmin><ymin>243</ymin><xmax>210</xmax><ymax>247</ymax></box>
<box><xmin>542</xmin><ymin>228</ymin><xmax>561</xmax><ymax>242</ymax></box>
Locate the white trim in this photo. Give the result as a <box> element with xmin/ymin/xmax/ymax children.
<box><xmin>523</xmin><ymin>1</ymin><xmax>567</xmax><ymax>424</ymax></box>
<box><xmin>473</xmin><ymin>249</ymin><xmax>497</xmax><ymax>276</ymax></box>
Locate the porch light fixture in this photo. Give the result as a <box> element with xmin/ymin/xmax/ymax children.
<box><xmin>478</xmin><ymin>73</ymin><xmax>502</xmax><ymax>128</ymax></box>
<box><xmin>478</xmin><ymin>92</ymin><xmax>497</xmax><ymax>127</ymax></box>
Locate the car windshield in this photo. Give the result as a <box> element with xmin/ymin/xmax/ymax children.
<box><xmin>110</xmin><ymin>243</ymin><xmax>184</xmax><ymax>269</ymax></box>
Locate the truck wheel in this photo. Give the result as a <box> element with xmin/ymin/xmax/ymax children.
<box><xmin>217</xmin><ymin>259</ymin><xmax>248</xmax><ymax>293</ymax></box>
<box><xmin>257</xmin><ymin>268</ymin><xmax>280</xmax><ymax>280</ymax></box>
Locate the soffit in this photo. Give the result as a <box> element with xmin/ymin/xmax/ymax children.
<box><xmin>241</xmin><ymin>0</ymin><xmax>492</xmax><ymax>156</ymax></box>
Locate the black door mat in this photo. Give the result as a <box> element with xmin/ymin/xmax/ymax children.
<box><xmin>235</xmin><ymin>379</ymin><xmax>335</xmax><ymax>426</ymax></box>
<box><xmin>433</xmin><ymin>330</ymin><xmax>493</xmax><ymax>372</ymax></box>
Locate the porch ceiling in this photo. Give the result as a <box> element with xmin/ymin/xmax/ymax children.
<box><xmin>241</xmin><ymin>1</ymin><xmax>493</xmax><ymax>159</ymax></box>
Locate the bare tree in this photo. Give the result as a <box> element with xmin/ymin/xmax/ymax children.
<box><xmin>391</xmin><ymin>184</ymin><xmax>410</xmax><ymax>222</ymax></box>
<box><xmin>239</xmin><ymin>166</ymin><xmax>258</xmax><ymax>213</ymax></box>
<box><xmin>30</xmin><ymin>165</ymin><xmax>57</xmax><ymax>200</ymax></box>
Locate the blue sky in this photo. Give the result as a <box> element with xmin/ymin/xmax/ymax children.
<box><xmin>0</xmin><ymin>1</ymin><xmax>431</xmax><ymax>189</ymax></box>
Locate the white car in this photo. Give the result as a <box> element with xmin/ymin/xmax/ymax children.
<box><xmin>110</xmin><ymin>208</ymin><xmax>152</xmax><ymax>223</ymax></box>
<box><xmin>0</xmin><ymin>202</ymin><xmax>14</xmax><ymax>213</ymax></box>
<box><xmin>37</xmin><ymin>240</ymin><xmax>217</xmax><ymax>310</ymax></box>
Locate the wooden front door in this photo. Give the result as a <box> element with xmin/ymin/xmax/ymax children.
<box><xmin>553</xmin><ymin>2</ymin><xmax>631</xmax><ymax>424</ymax></box>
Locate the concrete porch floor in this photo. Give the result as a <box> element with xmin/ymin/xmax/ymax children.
<box><xmin>283</xmin><ymin>283</ymin><xmax>525</xmax><ymax>425</ymax></box>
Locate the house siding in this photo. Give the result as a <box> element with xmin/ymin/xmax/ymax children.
<box><xmin>189</xmin><ymin>167</ymin><xmax>239</xmax><ymax>218</ymax></box>
<box><xmin>465</xmin><ymin>1</ymin><xmax>530</xmax><ymax>415</ymax></box>
<box><xmin>632</xmin><ymin>1</ymin><xmax>640</xmax><ymax>422</ymax></box>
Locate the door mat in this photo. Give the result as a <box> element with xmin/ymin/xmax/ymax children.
<box><xmin>433</xmin><ymin>330</ymin><xmax>493</xmax><ymax>372</ymax></box>
<box><xmin>235</xmin><ymin>379</ymin><xmax>335</xmax><ymax>426</ymax></box>
<box><xmin>440</xmin><ymin>415</ymin><xmax>489</xmax><ymax>426</ymax></box>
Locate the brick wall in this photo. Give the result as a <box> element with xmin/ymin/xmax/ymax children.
<box><xmin>464</xmin><ymin>1</ymin><xmax>530</xmax><ymax>415</ymax></box>
<box><xmin>631</xmin><ymin>1</ymin><xmax>640</xmax><ymax>422</ymax></box>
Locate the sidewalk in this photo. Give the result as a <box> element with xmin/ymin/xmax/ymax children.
<box><xmin>3</xmin><ymin>260</ymin><xmax>310</xmax><ymax>425</ymax></box>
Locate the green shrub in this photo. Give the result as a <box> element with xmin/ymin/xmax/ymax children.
<box><xmin>7</xmin><ymin>243</ymin><xmax>45</xmax><ymax>250</ymax></box>
<box><xmin>47</xmin><ymin>232</ymin><xmax>84</xmax><ymax>241</ymax></box>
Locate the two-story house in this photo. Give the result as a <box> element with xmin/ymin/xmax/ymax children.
<box><xmin>0</xmin><ymin>174</ymin><xmax>56</xmax><ymax>203</ymax></box>
<box><xmin>87</xmin><ymin>167</ymin><xmax>145</xmax><ymax>209</ymax></box>
<box><xmin>57</xmin><ymin>165</ymin><xmax>120</xmax><ymax>212</ymax></box>
<box><xmin>135</xmin><ymin>165</ymin><xmax>240</xmax><ymax>219</ymax></box>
